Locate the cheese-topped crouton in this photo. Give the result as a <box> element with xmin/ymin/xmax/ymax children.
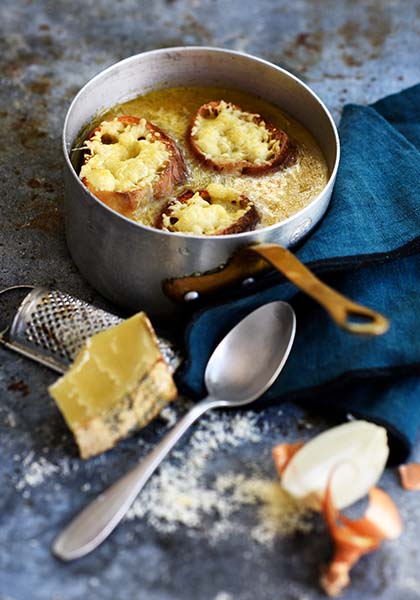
<box><xmin>80</xmin><ymin>116</ymin><xmax>187</xmax><ymax>218</ymax></box>
<box><xmin>189</xmin><ymin>100</ymin><xmax>296</xmax><ymax>175</ymax></box>
<box><xmin>156</xmin><ymin>183</ymin><xmax>260</xmax><ymax>235</ymax></box>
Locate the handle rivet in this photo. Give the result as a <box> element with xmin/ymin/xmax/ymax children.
<box><xmin>242</xmin><ymin>277</ymin><xmax>255</xmax><ymax>287</ymax></box>
<box><xmin>184</xmin><ymin>291</ymin><xmax>200</xmax><ymax>302</ymax></box>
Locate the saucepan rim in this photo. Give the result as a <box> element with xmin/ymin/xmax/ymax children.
<box><xmin>62</xmin><ymin>45</ymin><xmax>340</xmax><ymax>240</ymax></box>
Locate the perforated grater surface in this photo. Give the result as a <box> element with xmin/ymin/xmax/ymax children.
<box><xmin>0</xmin><ymin>286</ymin><xmax>181</xmax><ymax>374</ymax></box>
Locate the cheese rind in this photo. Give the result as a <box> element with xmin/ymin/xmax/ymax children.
<box><xmin>49</xmin><ymin>312</ymin><xmax>177</xmax><ymax>458</ymax></box>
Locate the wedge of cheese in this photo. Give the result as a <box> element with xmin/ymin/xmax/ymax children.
<box><xmin>49</xmin><ymin>312</ymin><xmax>177</xmax><ymax>458</ymax></box>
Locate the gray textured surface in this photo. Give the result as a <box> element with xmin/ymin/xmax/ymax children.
<box><xmin>0</xmin><ymin>1</ymin><xmax>419</xmax><ymax>599</ymax></box>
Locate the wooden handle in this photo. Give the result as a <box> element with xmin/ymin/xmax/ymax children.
<box><xmin>163</xmin><ymin>244</ymin><xmax>389</xmax><ymax>335</ymax></box>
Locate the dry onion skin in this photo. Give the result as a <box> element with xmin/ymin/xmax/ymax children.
<box><xmin>399</xmin><ymin>463</ymin><xmax>420</xmax><ymax>490</ymax></box>
<box><xmin>272</xmin><ymin>442</ymin><xmax>304</xmax><ymax>475</ymax></box>
<box><xmin>275</xmin><ymin>421</ymin><xmax>389</xmax><ymax>510</ymax></box>
<box><xmin>320</xmin><ymin>481</ymin><xmax>402</xmax><ymax>596</ymax></box>
<box><xmin>272</xmin><ymin>421</ymin><xmax>402</xmax><ymax>597</ymax></box>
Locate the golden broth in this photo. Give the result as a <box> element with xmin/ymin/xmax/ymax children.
<box><xmin>95</xmin><ymin>86</ymin><xmax>329</xmax><ymax>229</ymax></box>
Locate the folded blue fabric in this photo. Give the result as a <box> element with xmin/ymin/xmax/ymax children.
<box><xmin>178</xmin><ymin>84</ymin><xmax>420</xmax><ymax>464</ymax></box>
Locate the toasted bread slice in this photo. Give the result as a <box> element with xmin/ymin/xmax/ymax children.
<box><xmin>188</xmin><ymin>100</ymin><xmax>296</xmax><ymax>175</ymax></box>
<box><xmin>156</xmin><ymin>183</ymin><xmax>260</xmax><ymax>235</ymax></box>
<box><xmin>80</xmin><ymin>116</ymin><xmax>187</xmax><ymax>218</ymax></box>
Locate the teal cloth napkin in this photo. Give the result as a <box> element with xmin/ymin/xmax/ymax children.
<box><xmin>177</xmin><ymin>84</ymin><xmax>420</xmax><ymax>464</ymax></box>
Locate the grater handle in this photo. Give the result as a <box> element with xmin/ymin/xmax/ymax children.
<box><xmin>0</xmin><ymin>285</ymin><xmax>34</xmax><ymax>296</ymax></box>
<box><xmin>0</xmin><ymin>285</ymin><xmax>34</xmax><ymax>338</ymax></box>
<box><xmin>0</xmin><ymin>286</ymin><xmax>182</xmax><ymax>374</ymax></box>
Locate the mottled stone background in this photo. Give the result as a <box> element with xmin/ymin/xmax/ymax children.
<box><xmin>0</xmin><ymin>1</ymin><xmax>419</xmax><ymax>599</ymax></box>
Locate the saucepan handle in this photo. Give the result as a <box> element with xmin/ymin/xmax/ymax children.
<box><xmin>163</xmin><ymin>244</ymin><xmax>389</xmax><ymax>336</ymax></box>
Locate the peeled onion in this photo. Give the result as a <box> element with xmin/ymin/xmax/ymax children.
<box><xmin>278</xmin><ymin>420</ymin><xmax>389</xmax><ymax>510</ymax></box>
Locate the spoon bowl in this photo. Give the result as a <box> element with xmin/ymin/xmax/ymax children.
<box><xmin>53</xmin><ymin>300</ymin><xmax>296</xmax><ymax>561</ymax></box>
<box><xmin>205</xmin><ymin>301</ymin><xmax>296</xmax><ymax>405</ymax></box>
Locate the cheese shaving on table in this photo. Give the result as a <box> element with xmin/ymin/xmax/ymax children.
<box><xmin>126</xmin><ymin>409</ymin><xmax>313</xmax><ymax>545</ymax></box>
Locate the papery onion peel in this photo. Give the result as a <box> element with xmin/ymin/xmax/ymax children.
<box><xmin>272</xmin><ymin>442</ymin><xmax>304</xmax><ymax>476</ymax></box>
<box><xmin>399</xmin><ymin>463</ymin><xmax>420</xmax><ymax>490</ymax></box>
<box><xmin>320</xmin><ymin>473</ymin><xmax>403</xmax><ymax>597</ymax></box>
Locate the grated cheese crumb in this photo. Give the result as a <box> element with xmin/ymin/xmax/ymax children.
<box><xmin>16</xmin><ymin>456</ymin><xmax>60</xmax><ymax>490</ymax></box>
<box><xmin>126</xmin><ymin>410</ymin><xmax>313</xmax><ymax>545</ymax></box>
<box><xmin>159</xmin><ymin>405</ymin><xmax>178</xmax><ymax>428</ymax></box>
<box><xmin>15</xmin><ymin>454</ymin><xmax>79</xmax><ymax>491</ymax></box>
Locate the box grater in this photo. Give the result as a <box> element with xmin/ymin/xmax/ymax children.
<box><xmin>0</xmin><ymin>286</ymin><xmax>181</xmax><ymax>374</ymax></box>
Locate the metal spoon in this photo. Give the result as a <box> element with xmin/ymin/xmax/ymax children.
<box><xmin>52</xmin><ymin>300</ymin><xmax>296</xmax><ymax>561</ymax></box>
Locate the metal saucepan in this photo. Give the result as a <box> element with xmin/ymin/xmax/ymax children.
<box><xmin>62</xmin><ymin>47</ymin><xmax>387</xmax><ymax>334</ymax></box>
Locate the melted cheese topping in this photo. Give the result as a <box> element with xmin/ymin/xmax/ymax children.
<box><xmin>49</xmin><ymin>312</ymin><xmax>163</xmax><ymax>425</ymax></box>
<box><xmin>80</xmin><ymin>118</ymin><xmax>169</xmax><ymax>192</ymax></box>
<box><xmin>162</xmin><ymin>184</ymin><xmax>248</xmax><ymax>235</ymax></box>
<box><xmin>191</xmin><ymin>100</ymin><xmax>280</xmax><ymax>164</ymax></box>
<box><xmin>77</xmin><ymin>87</ymin><xmax>329</xmax><ymax>228</ymax></box>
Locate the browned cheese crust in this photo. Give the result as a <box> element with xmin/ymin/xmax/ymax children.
<box><xmin>81</xmin><ymin>115</ymin><xmax>187</xmax><ymax>218</ymax></box>
<box><xmin>188</xmin><ymin>101</ymin><xmax>297</xmax><ymax>175</ymax></box>
<box><xmin>156</xmin><ymin>188</ymin><xmax>260</xmax><ymax>235</ymax></box>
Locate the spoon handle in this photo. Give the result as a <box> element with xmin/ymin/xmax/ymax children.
<box><xmin>52</xmin><ymin>396</ymin><xmax>222</xmax><ymax>561</ymax></box>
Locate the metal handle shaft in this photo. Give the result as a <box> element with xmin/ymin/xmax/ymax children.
<box><xmin>164</xmin><ymin>244</ymin><xmax>389</xmax><ymax>335</ymax></box>
<box><xmin>52</xmin><ymin>397</ymin><xmax>223</xmax><ymax>561</ymax></box>
<box><xmin>251</xmin><ymin>245</ymin><xmax>389</xmax><ymax>335</ymax></box>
